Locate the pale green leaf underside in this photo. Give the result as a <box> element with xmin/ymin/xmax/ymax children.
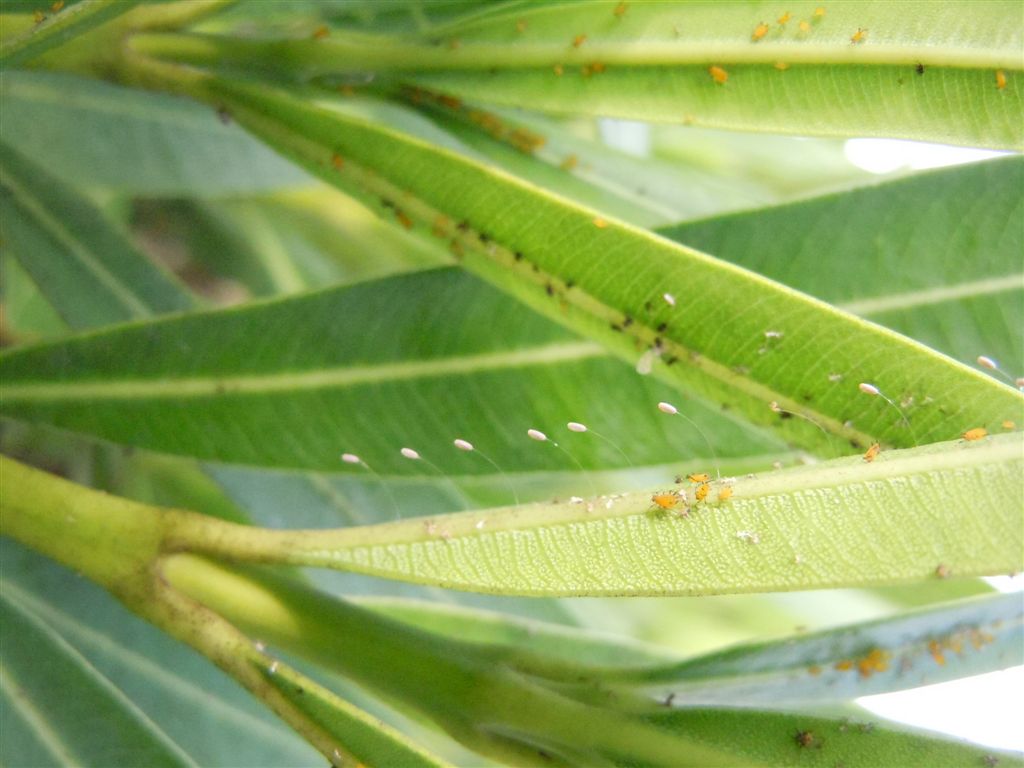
<box><xmin>0</xmin><ymin>589</ymin><xmax>194</xmax><ymax>768</ymax></box>
<box><xmin>612</xmin><ymin>592</ymin><xmax>1023</xmax><ymax>705</ymax></box>
<box><xmin>411</xmin><ymin>0</ymin><xmax>1024</xmax><ymax>148</ymax></box>
<box><xmin>196</xmin><ymin>434</ymin><xmax>1023</xmax><ymax>597</ymax></box>
<box><xmin>186</xmin><ymin>76</ymin><xmax>1024</xmax><ymax>454</ymax></box>
<box><xmin>136</xmin><ymin>1</ymin><xmax>1024</xmax><ymax>148</ymax></box>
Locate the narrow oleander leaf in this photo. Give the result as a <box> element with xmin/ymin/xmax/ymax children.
<box><xmin>0</xmin><ymin>70</ymin><xmax>309</xmax><ymax>194</ymax></box>
<box><xmin>0</xmin><ymin>140</ymin><xmax>195</xmax><ymax>329</ymax></box>
<box><xmin>606</xmin><ymin>593</ymin><xmax>1023</xmax><ymax>705</ymax></box>
<box><xmin>0</xmin><ymin>0</ymin><xmax>140</xmax><ymax>68</ymax></box>
<box><xmin>408</xmin><ymin>0</ymin><xmax>1023</xmax><ymax>149</ymax></box>
<box><xmin>134</xmin><ymin>75</ymin><xmax>1023</xmax><ymax>454</ymax></box>
<box><xmin>254</xmin><ymin>658</ymin><xmax>451</xmax><ymax>768</ymax></box>
<box><xmin>0</xmin><ymin>267</ymin><xmax>784</xmax><ymax>474</ymax></box>
<box><xmin>658</xmin><ymin>156</ymin><xmax>1024</xmax><ymax>377</ymax></box>
<box><xmin>179</xmin><ymin>434</ymin><xmax>1023</xmax><ymax>597</ymax></box>
<box><xmin>0</xmin><ymin>588</ymin><xmax>196</xmax><ymax>768</ymax></box>
<box><xmin>164</xmin><ymin>555</ymin><xmax>1023</xmax><ymax>768</ymax></box>
<box><xmin>134</xmin><ymin>1</ymin><xmax>1024</xmax><ymax>148</ymax></box>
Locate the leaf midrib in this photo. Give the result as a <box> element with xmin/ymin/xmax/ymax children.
<box><xmin>0</xmin><ymin>340</ymin><xmax>605</xmax><ymax>401</ymax></box>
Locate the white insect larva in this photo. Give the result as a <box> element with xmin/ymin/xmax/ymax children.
<box><xmin>656</xmin><ymin>401</ymin><xmax>720</xmax><ymax>478</ymax></box>
<box><xmin>269</xmin><ymin>660</ymin><xmax>279</xmax><ymax>674</ymax></box>
<box><xmin>566</xmin><ymin>420</ymin><xmax>632</xmax><ymax>466</ymax></box>
<box><xmin>452</xmin><ymin>436</ymin><xmax>519</xmax><ymax>505</ymax></box>
<box><xmin>764</xmin><ymin>330</ymin><xmax>784</xmax><ymax>339</ymax></box>
<box><xmin>340</xmin><ymin>452</ymin><xmax>401</xmax><ymax>519</ymax></box>
<box><xmin>527</xmin><ymin>427</ymin><xmax>595</xmax><ymax>497</ymax></box>
<box><xmin>663</xmin><ymin>292</ymin><xmax>677</xmax><ymax>307</ymax></box>
<box><xmin>400</xmin><ymin>446</ymin><xmax>466</xmax><ymax>511</ymax></box>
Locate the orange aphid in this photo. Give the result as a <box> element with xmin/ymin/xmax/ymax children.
<box><xmin>798</xmin><ymin>19</ymin><xmax>811</xmax><ymax>33</ymax></box>
<box><xmin>928</xmin><ymin>640</ymin><xmax>946</xmax><ymax>665</ymax></box>
<box><xmin>573</xmin><ymin>34</ymin><xmax>587</xmax><ymax>48</ymax></box>
<box><xmin>850</xmin><ymin>27</ymin><xmax>867</xmax><ymax>44</ymax></box>
<box><xmin>718</xmin><ymin>486</ymin><xmax>734</xmax><ymax>502</ymax></box>
<box><xmin>935</xmin><ymin>564</ymin><xmax>951</xmax><ymax>579</ymax></box>
<box><xmin>593</xmin><ymin>217</ymin><xmax>609</xmax><ymax>228</ymax></box>
<box><xmin>312</xmin><ymin>25</ymin><xmax>329</xmax><ymax>39</ymax></box>
<box><xmin>651</xmin><ymin>492</ymin><xmax>680</xmax><ymax>511</ymax></box>
<box><xmin>813</xmin><ymin>6</ymin><xmax>826</xmax><ymax>17</ymax></box>
<box><xmin>687</xmin><ymin>472</ymin><xmax>710</xmax><ymax>483</ymax></box>
<box><xmin>834</xmin><ymin>659</ymin><xmax>854</xmax><ymax>671</ymax></box>
<box><xmin>708</xmin><ymin>65</ymin><xmax>728</xmax><ymax>84</ymax></box>
<box><xmin>33</xmin><ymin>9</ymin><xmax>46</xmax><ymax>23</ymax></box>
<box><xmin>396</xmin><ymin>211</ymin><xmax>413</xmax><ymax>230</ymax></box>
<box><xmin>962</xmin><ymin>427</ymin><xmax>988</xmax><ymax>441</ymax></box>
<box><xmin>330</xmin><ymin>153</ymin><xmax>344</xmax><ymax>170</ymax></box>
<box><xmin>51</xmin><ymin>0</ymin><xmax>64</xmax><ymax>11</ymax></box>
<box><xmin>862</xmin><ymin>442</ymin><xmax>881</xmax><ymax>463</ymax></box>
<box><xmin>857</xmin><ymin>648</ymin><xmax>890</xmax><ymax>678</ymax></box>
<box><xmin>996</xmin><ymin>70</ymin><xmax>1007</xmax><ymax>90</ymax></box>
<box><xmin>553</xmin><ymin>63</ymin><xmax>564</xmax><ymax>76</ymax></box>
<box><xmin>1002</xmin><ymin>420</ymin><xmax>1016</xmax><ymax>430</ymax></box>
<box><xmin>560</xmin><ymin>154</ymin><xmax>579</xmax><ymax>171</ymax></box>
<box><xmin>774</xmin><ymin>61</ymin><xmax>790</xmax><ymax>71</ymax></box>
<box><xmin>695</xmin><ymin>482</ymin><xmax>711</xmax><ymax>502</ymax></box>
<box><xmin>777</xmin><ymin>11</ymin><xmax>792</xmax><ymax>25</ymax></box>
<box><xmin>807</xmin><ymin>664</ymin><xmax>822</xmax><ymax>676</ymax></box>
<box><xmin>614</xmin><ymin>2</ymin><xmax>628</xmax><ymax>17</ymax></box>
<box><xmin>752</xmin><ymin>22</ymin><xmax>770</xmax><ymax>41</ymax></box>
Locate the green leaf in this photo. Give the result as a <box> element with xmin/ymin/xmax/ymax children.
<box><xmin>117</xmin><ymin>74</ymin><xmax>1024</xmax><ymax>454</ymax></box>
<box><xmin>134</xmin><ymin>1</ymin><xmax>1024</xmax><ymax>148</ymax></box>
<box><xmin>408</xmin><ymin>0</ymin><xmax>1023</xmax><ymax>149</ymax></box>
<box><xmin>0</xmin><ymin>267</ymin><xmax>786</xmax><ymax>472</ymax></box>
<box><xmin>0</xmin><ymin>586</ymin><xmax>195</xmax><ymax>768</ymax></box>
<box><xmin>609</xmin><ymin>592</ymin><xmax>1023</xmax><ymax>704</ymax></box>
<box><xmin>172</xmin><ymin>433</ymin><xmax>1023</xmax><ymax>597</ymax></box>
<box><xmin>0</xmin><ymin>139</ymin><xmax>195</xmax><ymax>329</ymax></box>
<box><xmin>0</xmin><ymin>70</ymin><xmax>309</xmax><ymax>194</ymax></box>
<box><xmin>405</xmin><ymin>94</ymin><xmax>777</xmax><ymax>227</ymax></box>
<box><xmin>658</xmin><ymin>156</ymin><xmax>1024</xmax><ymax>376</ymax></box>
<box><xmin>254</xmin><ymin>657</ymin><xmax>452</xmax><ymax>768</ymax></box>
<box><xmin>165</xmin><ymin>555</ymin><xmax>1023</xmax><ymax>768</ymax></box>
<box><xmin>0</xmin><ymin>0</ymin><xmax>140</xmax><ymax>69</ymax></box>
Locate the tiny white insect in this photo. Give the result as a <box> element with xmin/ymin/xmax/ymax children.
<box><xmin>340</xmin><ymin>452</ymin><xmax>362</xmax><ymax>464</ymax></box>
<box><xmin>453</xmin><ymin>438</ymin><xmax>474</xmax><ymax>451</ymax></box>
<box><xmin>663</xmin><ymin>292</ymin><xmax>676</xmax><ymax>306</ymax></box>
<box><xmin>400</xmin><ymin>447</ymin><xmax>421</xmax><ymax>460</ymax></box>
